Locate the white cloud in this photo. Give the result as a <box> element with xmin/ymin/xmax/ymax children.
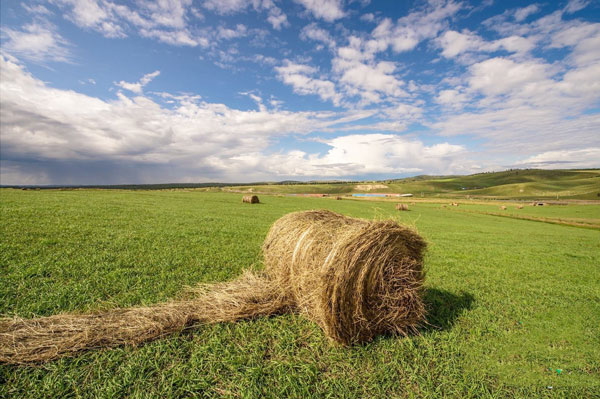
<box><xmin>467</xmin><ymin>57</ymin><xmax>551</xmax><ymax>96</ymax></box>
<box><xmin>564</xmin><ymin>0</ymin><xmax>590</xmax><ymax>14</ymax></box>
<box><xmin>57</xmin><ymin>0</ymin><xmax>127</xmax><ymax>38</ymax></box>
<box><xmin>1</xmin><ymin>21</ymin><xmax>71</xmax><ymax>63</ymax></box>
<box><xmin>201</xmin><ymin>0</ymin><xmax>288</xmax><ymax>30</ymax></box>
<box><xmin>331</xmin><ymin>36</ymin><xmax>407</xmax><ymax>104</ymax></box>
<box><xmin>300</xmin><ymin>23</ymin><xmax>336</xmax><ymax>48</ymax></box>
<box><xmin>516</xmin><ymin>148</ymin><xmax>600</xmax><ymax>169</ymax></box>
<box><xmin>550</xmin><ymin>22</ymin><xmax>600</xmax><ymax>67</ymax></box>
<box><xmin>514</xmin><ymin>4</ymin><xmax>539</xmax><ymax>22</ymax></box>
<box><xmin>435</xmin><ymin>89</ymin><xmax>468</xmax><ymax>109</ymax></box>
<box><xmin>371</xmin><ymin>1</ymin><xmax>461</xmax><ymax>53</ymax></box>
<box><xmin>115</xmin><ymin>71</ymin><xmax>160</xmax><ymax>94</ymax></box>
<box><xmin>202</xmin><ymin>0</ymin><xmax>248</xmax><ymax>14</ymax></box>
<box><xmin>0</xmin><ymin>56</ymin><xmax>478</xmax><ymax>183</ymax></box>
<box><xmin>275</xmin><ymin>60</ymin><xmax>342</xmax><ymax>105</ymax></box>
<box><xmin>259</xmin><ymin>0</ymin><xmax>289</xmax><ymax>30</ymax></box>
<box><xmin>22</xmin><ymin>4</ymin><xmax>52</xmax><ymax>16</ymax></box>
<box><xmin>0</xmin><ymin>56</ymin><xmax>341</xmax><ymax>181</ymax></box>
<box><xmin>53</xmin><ymin>0</ymin><xmax>212</xmax><ymax>47</ymax></box>
<box><xmin>437</xmin><ymin>30</ymin><xmax>535</xmax><ymax>59</ymax></box>
<box><xmin>360</xmin><ymin>13</ymin><xmax>375</xmax><ymax>23</ymax></box>
<box><xmin>144</xmin><ymin>28</ymin><xmax>206</xmax><ymax>46</ymax></box>
<box><xmin>294</xmin><ymin>0</ymin><xmax>345</xmax><ymax>22</ymax></box>
<box><xmin>217</xmin><ymin>24</ymin><xmax>247</xmax><ymax>40</ymax></box>
<box><xmin>257</xmin><ymin>134</ymin><xmax>466</xmax><ymax>177</ymax></box>
<box><xmin>437</xmin><ymin>30</ymin><xmax>483</xmax><ymax>58</ymax></box>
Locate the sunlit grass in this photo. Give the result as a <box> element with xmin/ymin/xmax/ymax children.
<box><xmin>1</xmin><ymin>189</ymin><xmax>599</xmax><ymax>398</ymax></box>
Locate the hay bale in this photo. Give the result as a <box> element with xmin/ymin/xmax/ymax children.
<box><xmin>242</xmin><ymin>195</ymin><xmax>259</xmax><ymax>204</ymax></box>
<box><xmin>0</xmin><ymin>210</ymin><xmax>426</xmax><ymax>363</ymax></box>
<box><xmin>395</xmin><ymin>203</ymin><xmax>408</xmax><ymax>211</ymax></box>
<box><xmin>262</xmin><ymin>210</ymin><xmax>425</xmax><ymax>345</ymax></box>
<box><xmin>500</xmin><ymin>206</ymin><xmax>507</xmax><ymax>210</ymax></box>
<box><xmin>517</xmin><ymin>205</ymin><xmax>523</xmax><ymax>209</ymax></box>
<box><xmin>335</xmin><ymin>196</ymin><xmax>343</xmax><ymax>200</ymax></box>
<box><xmin>452</xmin><ymin>202</ymin><xmax>459</xmax><ymax>207</ymax></box>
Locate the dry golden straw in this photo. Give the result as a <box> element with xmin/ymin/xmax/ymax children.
<box><xmin>242</xmin><ymin>195</ymin><xmax>260</xmax><ymax>203</ymax></box>
<box><xmin>395</xmin><ymin>203</ymin><xmax>408</xmax><ymax>211</ymax></box>
<box><xmin>0</xmin><ymin>210</ymin><xmax>426</xmax><ymax>364</ymax></box>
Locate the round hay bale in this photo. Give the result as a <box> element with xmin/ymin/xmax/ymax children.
<box><xmin>0</xmin><ymin>210</ymin><xmax>426</xmax><ymax>363</ymax></box>
<box><xmin>242</xmin><ymin>195</ymin><xmax>260</xmax><ymax>204</ymax></box>
<box><xmin>517</xmin><ymin>205</ymin><xmax>523</xmax><ymax>209</ymax></box>
<box><xmin>262</xmin><ymin>210</ymin><xmax>426</xmax><ymax>345</ymax></box>
<box><xmin>395</xmin><ymin>203</ymin><xmax>408</xmax><ymax>211</ymax></box>
<box><xmin>500</xmin><ymin>205</ymin><xmax>507</xmax><ymax>210</ymax></box>
<box><xmin>335</xmin><ymin>196</ymin><xmax>343</xmax><ymax>200</ymax></box>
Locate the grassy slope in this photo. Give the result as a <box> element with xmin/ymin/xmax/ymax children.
<box><xmin>1</xmin><ymin>189</ymin><xmax>599</xmax><ymax>398</ymax></box>
<box><xmin>225</xmin><ymin>169</ymin><xmax>600</xmax><ymax>200</ymax></box>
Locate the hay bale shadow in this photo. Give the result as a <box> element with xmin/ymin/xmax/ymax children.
<box><xmin>421</xmin><ymin>288</ymin><xmax>474</xmax><ymax>332</ymax></box>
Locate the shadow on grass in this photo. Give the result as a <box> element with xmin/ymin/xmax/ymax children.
<box><xmin>421</xmin><ymin>288</ymin><xmax>474</xmax><ymax>333</ymax></box>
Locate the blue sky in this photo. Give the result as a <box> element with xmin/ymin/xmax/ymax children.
<box><xmin>1</xmin><ymin>0</ymin><xmax>599</xmax><ymax>184</ymax></box>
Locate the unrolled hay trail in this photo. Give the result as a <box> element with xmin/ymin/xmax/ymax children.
<box><xmin>0</xmin><ymin>210</ymin><xmax>426</xmax><ymax>364</ymax></box>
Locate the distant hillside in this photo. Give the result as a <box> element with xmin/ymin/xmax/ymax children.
<box><xmin>3</xmin><ymin>169</ymin><xmax>599</xmax><ymax>200</ymax></box>
<box><xmin>227</xmin><ymin>169</ymin><xmax>600</xmax><ymax>200</ymax></box>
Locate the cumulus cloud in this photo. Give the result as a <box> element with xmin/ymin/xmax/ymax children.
<box><xmin>202</xmin><ymin>0</ymin><xmax>248</xmax><ymax>14</ymax></box>
<box><xmin>0</xmin><ymin>56</ymin><xmax>477</xmax><ymax>184</ymax></box>
<box><xmin>1</xmin><ymin>21</ymin><xmax>71</xmax><ymax>63</ymax></box>
<box><xmin>516</xmin><ymin>148</ymin><xmax>600</xmax><ymax>169</ymax></box>
<box><xmin>513</xmin><ymin>4</ymin><xmax>539</xmax><ymax>22</ymax></box>
<box><xmin>467</xmin><ymin>57</ymin><xmax>551</xmax><ymax>96</ymax></box>
<box><xmin>52</xmin><ymin>0</ymin><xmax>212</xmax><ymax>46</ymax></box>
<box><xmin>431</xmin><ymin>5</ymin><xmax>600</xmax><ymax>161</ymax></box>
<box><xmin>563</xmin><ymin>0</ymin><xmax>590</xmax><ymax>14</ymax></box>
<box><xmin>435</xmin><ymin>89</ymin><xmax>469</xmax><ymax>109</ymax></box>
<box><xmin>57</xmin><ymin>0</ymin><xmax>127</xmax><ymax>38</ymax></box>
<box><xmin>115</xmin><ymin>71</ymin><xmax>160</xmax><ymax>94</ymax></box>
<box><xmin>371</xmin><ymin>0</ymin><xmax>461</xmax><ymax>53</ymax></box>
<box><xmin>0</xmin><ymin>56</ymin><xmax>327</xmax><ymax>182</ymax></box>
<box><xmin>202</xmin><ymin>0</ymin><xmax>288</xmax><ymax>30</ymax></box>
<box><xmin>232</xmin><ymin>134</ymin><xmax>467</xmax><ymax>177</ymax></box>
<box><xmin>300</xmin><ymin>23</ymin><xmax>336</xmax><ymax>48</ymax></box>
<box><xmin>437</xmin><ymin>30</ymin><xmax>534</xmax><ymax>59</ymax></box>
<box><xmin>331</xmin><ymin>36</ymin><xmax>407</xmax><ymax>105</ymax></box>
<box><xmin>275</xmin><ymin>60</ymin><xmax>342</xmax><ymax>105</ymax></box>
<box><xmin>22</xmin><ymin>4</ymin><xmax>52</xmax><ymax>16</ymax></box>
<box><xmin>294</xmin><ymin>0</ymin><xmax>345</xmax><ymax>22</ymax></box>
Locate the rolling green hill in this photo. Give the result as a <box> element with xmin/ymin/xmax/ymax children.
<box><xmin>226</xmin><ymin>169</ymin><xmax>600</xmax><ymax>200</ymax></box>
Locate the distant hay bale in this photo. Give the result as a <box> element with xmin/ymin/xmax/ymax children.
<box><xmin>0</xmin><ymin>210</ymin><xmax>426</xmax><ymax>364</ymax></box>
<box><xmin>242</xmin><ymin>195</ymin><xmax>260</xmax><ymax>204</ymax></box>
<box><xmin>500</xmin><ymin>206</ymin><xmax>507</xmax><ymax>210</ymax></box>
<box><xmin>395</xmin><ymin>203</ymin><xmax>408</xmax><ymax>211</ymax></box>
<box><xmin>451</xmin><ymin>202</ymin><xmax>459</xmax><ymax>207</ymax></box>
<box><xmin>517</xmin><ymin>205</ymin><xmax>524</xmax><ymax>209</ymax></box>
<box><xmin>335</xmin><ymin>196</ymin><xmax>343</xmax><ymax>200</ymax></box>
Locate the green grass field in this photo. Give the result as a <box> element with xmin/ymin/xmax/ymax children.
<box><xmin>1</xmin><ymin>189</ymin><xmax>599</xmax><ymax>398</ymax></box>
